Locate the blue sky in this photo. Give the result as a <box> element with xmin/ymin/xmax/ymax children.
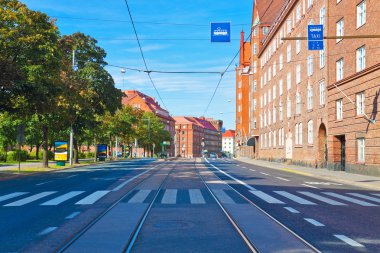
<box><xmin>22</xmin><ymin>0</ymin><xmax>253</xmax><ymax>130</ymax></box>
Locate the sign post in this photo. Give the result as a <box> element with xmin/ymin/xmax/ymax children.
<box><xmin>307</xmin><ymin>25</ymin><xmax>324</xmax><ymax>50</ymax></box>
<box><xmin>211</xmin><ymin>22</ymin><xmax>231</xmax><ymax>43</ymax></box>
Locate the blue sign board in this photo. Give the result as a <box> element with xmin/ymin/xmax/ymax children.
<box><xmin>211</xmin><ymin>22</ymin><xmax>231</xmax><ymax>43</ymax></box>
<box><xmin>307</xmin><ymin>25</ymin><xmax>324</xmax><ymax>50</ymax></box>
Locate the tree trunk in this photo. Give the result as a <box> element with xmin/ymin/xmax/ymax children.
<box><xmin>42</xmin><ymin>125</ymin><xmax>49</xmax><ymax>168</ymax></box>
<box><xmin>36</xmin><ymin>144</ymin><xmax>40</xmax><ymax>160</ymax></box>
<box><xmin>74</xmin><ymin>138</ymin><xmax>79</xmax><ymax>164</ymax></box>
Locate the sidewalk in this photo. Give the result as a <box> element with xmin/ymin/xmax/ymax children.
<box><xmin>235</xmin><ymin>157</ymin><xmax>380</xmax><ymax>191</ymax></box>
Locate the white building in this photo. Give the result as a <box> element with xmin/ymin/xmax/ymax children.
<box><xmin>222</xmin><ymin>130</ymin><xmax>235</xmax><ymax>156</ymax></box>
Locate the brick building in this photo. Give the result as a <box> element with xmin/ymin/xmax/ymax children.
<box><xmin>238</xmin><ymin>0</ymin><xmax>380</xmax><ymax>175</ymax></box>
<box><xmin>327</xmin><ymin>0</ymin><xmax>380</xmax><ymax>175</ymax></box>
<box><xmin>173</xmin><ymin>116</ymin><xmax>222</xmax><ymax>158</ymax></box>
<box><xmin>122</xmin><ymin>90</ymin><xmax>175</xmax><ymax>157</ymax></box>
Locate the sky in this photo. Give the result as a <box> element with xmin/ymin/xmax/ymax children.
<box><xmin>22</xmin><ymin>0</ymin><xmax>253</xmax><ymax>130</ymax></box>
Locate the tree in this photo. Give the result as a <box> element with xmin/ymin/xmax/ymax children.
<box><xmin>0</xmin><ymin>112</ymin><xmax>21</xmax><ymax>162</ymax></box>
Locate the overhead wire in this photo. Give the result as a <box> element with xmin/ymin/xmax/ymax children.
<box><xmin>123</xmin><ymin>0</ymin><xmax>168</xmax><ymax>111</ymax></box>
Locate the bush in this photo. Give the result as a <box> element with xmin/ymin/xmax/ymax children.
<box><xmin>29</xmin><ymin>150</ymin><xmax>54</xmax><ymax>160</ymax></box>
<box><xmin>85</xmin><ymin>152</ymin><xmax>95</xmax><ymax>158</ymax></box>
<box><xmin>7</xmin><ymin>150</ymin><xmax>28</xmax><ymax>162</ymax></box>
<box><xmin>78</xmin><ymin>152</ymin><xmax>86</xmax><ymax>159</ymax></box>
<box><xmin>0</xmin><ymin>151</ymin><xmax>6</xmax><ymax>162</ymax></box>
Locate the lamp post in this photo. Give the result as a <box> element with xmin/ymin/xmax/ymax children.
<box><xmin>121</xmin><ymin>68</ymin><xmax>126</xmax><ymax>90</ymax></box>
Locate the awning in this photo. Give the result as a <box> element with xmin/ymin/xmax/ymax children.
<box><xmin>247</xmin><ymin>137</ymin><xmax>256</xmax><ymax>146</ymax></box>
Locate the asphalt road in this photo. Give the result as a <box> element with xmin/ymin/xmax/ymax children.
<box><xmin>0</xmin><ymin>158</ymin><xmax>156</xmax><ymax>253</ymax></box>
<box><xmin>206</xmin><ymin>158</ymin><xmax>380</xmax><ymax>253</ymax></box>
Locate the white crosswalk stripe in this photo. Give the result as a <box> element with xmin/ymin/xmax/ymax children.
<box><xmin>75</xmin><ymin>191</ymin><xmax>110</xmax><ymax>205</ymax></box>
<box><xmin>128</xmin><ymin>190</ymin><xmax>151</xmax><ymax>203</ymax></box>
<box><xmin>274</xmin><ymin>191</ymin><xmax>316</xmax><ymax>205</ymax></box>
<box><xmin>189</xmin><ymin>189</ymin><xmax>206</xmax><ymax>204</ymax></box>
<box><xmin>4</xmin><ymin>192</ymin><xmax>56</xmax><ymax>207</ymax></box>
<box><xmin>298</xmin><ymin>191</ymin><xmax>346</xmax><ymax>206</ymax></box>
<box><xmin>348</xmin><ymin>193</ymin><xmax>380</xmax><ymax>203</ymax></box>
<box><xmin>161</xmin><ymin>189</ymin><xmax>177</xmax><ymax>204</ymax></box>
<box><xmin>323</xmin><ymin>192</ymin><xmax>378</xmax><ymax>207</ymax></box>
<box><xmin>213</xmin><ymin>189</ymin><xmax>235</xmax><ymax>204</ymax></box>
<box><xmin>41</xmin><ymin>191</ymin><xmax>85</xmax><ymax>206</ymax></box>
<box><xmin>0</xmin><ymin>192</ymin><xmax>28</xmax><ymax>203</ymax></box>
<box><xmin>372</xmin><ymin>193</ymin><xmax>380</xmax><ymax>197</ymax></box>
<box><xmin>250</xmin><ymin>190</ymin><xmax>284</xmax><ymax>204</ymax></box>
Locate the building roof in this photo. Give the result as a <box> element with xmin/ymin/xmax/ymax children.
<box><xmin>255</xmin><ymin>0</ymin><xmax>286</xmax><ymax>26</ymax></box>
<box><xmin>223</xmin><ymin>130</ymin><xmax>235</xmax><ymax>138</ymax></box>
<box><xmin>173</xmin><ymin>116</ymin><xmax>218</xmax><ymax>131</ymax></box>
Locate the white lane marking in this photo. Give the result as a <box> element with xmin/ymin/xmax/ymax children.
<box><xmin>41</xmin><ymin>191</ymin><xmax>85</xmax><ymax>206</ymax></box>
<box><xmin>242</xmin><ymin>167</ymin><xmax>247</xmax><ymax>169</ymax></box>
<box><xmin>65</xmin><ymin>175</ymin><xmax>78</xmax><ymax>179</ymax></box>
<box><xmin>236</xmin><ymin>165</ymin><xmax>240</xmax><ymax>167</ymax></box>
<box><xmin>372</xmin><ymin>193</ymin><xmax>380</xmax><ymax>197</ymax></box>
<box><xmin>65</xmin><ymin>211</ymin><xmax>81</xmax><ymax>219</ymax></box>
<box><xmin>206</xmin><ymin>159</ymin><xmax>257</xmax><ymax>191</ymax></box>
<box><xmin>249</xmin><ymin>169</ymin><xmax>256</xmax><ymax>172</ymax></box>
<box><xmin>250</xmin><ymin>190</ymin><xmax>284</xmax><ymax>204</ymax></box>
<box><xmin>276</xmin><ymin>177</ymin><xmax>290</xmax><ymax>181</ymax></box>
<box><xmin>161</xmin><ymin>189</ymin><xmax>177</xmax><ymax>204</ymax></box>
<box><xmin>213</xmin><ymin>189</ymin><xmax>235</xmax><ymax>204</ymax></box>
<box><xmin>36</xmin><ymin>181</ymin><xmax>53</xmax><ymax>186</ymax></box>
<box><xmin>323</xmin><ymin>192</ymin><xmax>378</xmax><ymax>207</ymax></box>
<box><xmin>347</xmin><ymin>193</ymin><xmax>380</xmax><ymax>203</ymax></box>
<box><xmin>274</xmin><ymin>191</ymin><xmax>316</xmax><ymax>205</ymax></box>
<box><xmin>128</xmin><ymin>190</ymin><xmax>151</xmax><ymax>203</ymax></box>
<box><xmin>75</xmin><ymin>191</ymin><xmax>110</xmax><ymax>205</ymax></box>
<box><xmin>301</xmin><ymin>184</ymin><xmax>320</xmax><ymax>189</ymax></box>
<box><xmin>260</xmin><ymin>172</ymin><xmax>270</xmax><ymax>176</ymax></box>
<box><xmin>38</xmin><ymin>227</ymin><xmax>58</xmax><ymax>236</ymax></box>
<box><xmin>189</xmin><ymin>189</ymin><xmax>206</xmax><ymax>204</ymax></box>
<box><xmin>112</xmin><ymin>165</ymin><xmax>157</xmax><ymax>191</ymax></box>
<box><xmin>304</xmin><ymin>218</ymin><xmax>325</xmax><ymax>227</ymax></box>
<box><xmin>284</xmin><ymin>207</ymin><xmax>300</xmax><ymax>213</ymax></box>
<box><xmin>298</xmin><ymin>191</ymin><xmax>346</xmax><ymax>206</ymax></box>
<box><xmin>334</xmin><ymin>235</ymin><xmax>365</xmax><ymax>247</ymax></box>
<box><xmin>0</xmin><ymin>192</ymin><xmax>28</xmax><ymax>203</ymax></box>
<box><xmin>4</xmin><ymin>192</ymin><xmax>56</xmax><ymax>207</ymax></box>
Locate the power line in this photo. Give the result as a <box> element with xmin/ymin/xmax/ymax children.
<box><xmin>106</xmin><ymin>64</ymin><xmax>235</xmax><ymax>74</ymax></box>
<box><xmin>123</xmin><ymin>0</ymin><xmax>168</xmax><ymax>111</ymax></box>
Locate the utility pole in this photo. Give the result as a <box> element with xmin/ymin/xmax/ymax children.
<box><xmin>69</xmin><ymin>50</ymin><xmax>75</xmax><ymax>166</ymax></box>
<box><xmin>115</xmin><ymin>136</ymin><xmax>119</xmax><ymax>160</ymax></box>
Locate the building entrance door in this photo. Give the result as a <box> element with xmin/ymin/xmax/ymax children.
<box><xmin>318</xmin><ymin>124</ymin><xmax>327</xmax><ymax>168</ymax></box>
<box><xmin>339</xmin><ymin>136</ymin><xmax>346</xmax><ymax>171</ymax></box>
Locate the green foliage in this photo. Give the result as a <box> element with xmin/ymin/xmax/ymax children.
<box><xmin>7</xmin><ymin>150</ymin><xmax>28</xmax><ymax>162</ymax></box>
<box><xmin>85</xmin><ymin>152</ymin><xmax>95</xmax><ymax>158</ymax></box>
<box><xmin>0</xmin><ymin>151</ymin><xmax>7</xmax><ymax>162</ymax></box>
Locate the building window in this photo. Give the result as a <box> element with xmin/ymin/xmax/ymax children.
<box><xmin>268</xmin><ymin>110</ymin><xmax>272</xmax><ymax>125</ymax></box>
<box><xmin>253</xmin><ymin>118</ymin><xmax>257</xmax><ymax>129</ymax></box>
<box><xmin>238</xmin><ymin>105</ymin><xmax>241</xmax><ymax>112</ymax></box>
<box><xmin>260</xmin><ymin>134</ymin><xmax>263</xmax><ymax>148</ymax></box>
<box><xmin>336</xmin><ymin>58</ymin><xmax>344</xmax><ymax>81</ymax></box>
<box><xmin>264</xmin><ymin>93</ymin><xmax>267</xmax><ymax>106</ymax></box>
<box><xmin>307</xmin><ymin>0</ymin><xmax>313</xmax><ymax>9</ymax></box>
<box><xmin>264</xmin><ymin>112</ymin><xmax>267</xmax><ymax>127</ymax></box>
<box><xmin>253</xmin><ymin>44</ymin><xmax>258</xmax><ymax>55</ymax></box>
<box><xmin>357</xmin><ymin>138</ymin><xmax>365</xmax><ymax>162</ymax></box>
<box><xmin>253</xmin><ymin>27</ymin><xmax>258</xmax><ymax>36</ymax></box>
<box><xmin>287</xmin><ymin>97</ymin><xmax>291</xmax><ymax>118</ymax></box>
<box><xmin>336</xmin><ymin>19</ymin><xmax>344</xmax><ymax>43</ymax></box>
<box><xmin>307</xmin><ymin>55</ymin><xmax>313</xmax><ymax>76</ymax></box>
<box><xmin>253</xmin><ymin>61</ymin><xmax>257</xmax><ymax>73</ymax></box>
<box><xmin>296</xmin><ymin>64</ymin><xmax>301</xmax><ymax>84</ymax></box>
<box><xmin>279</xmin><ymin>79</ymin><xmax>283</xmax><ymax>95</ymax></box>
<box><xmin>279</xmin><ymin>101</ymin><xmax>283</xmax><ymax>121</ymax></box>
<box><xmin>253</xmin><ymin>80</ymin><xmax>257</xmax><ymax>92</ymax></box>
<box><xmin>279</xmin><ymin>54</ymin><xmax>284</xmax><ymax>70</ymax></box>
<box><xmin>287</xmin><ymin>72</ymin><xmax>291</xmax><ymax>90</ymax></box>
<box><xmin>296</xmin><ymin>37</ymin><xmax>301</xmax><ymax>54</ymax></box>
<box><xmin>273</xmin><ymin>85</ymin><xmax>276</xmax><ymax>100</ymax></box>
<box><xmin>273</xmin><ymin>106</ymin><xmax>276</xmax><ymax>123</ymax></box>
<box><xmin>253</xmin><ymin>99</ymin><xmax>257</xmax><ymax>111</ymax></box>
<box><xmin>268</xmin><ymin>68</ymin><xmax>272</xmax><ymax>81</ymax></box>
<box><xmin>287</xmin><ymin>45</ymin><xmax>292</xmax><ymax>62</ymax></box>
<box><xmin>357</xmin><ymin>1</ymin><xmax>366</xmax><ymax>28</ymax></box>
<box><xmin>287</xmin><ymin>19</ymin><xmax>292</xmax><ymax>34</ymax></box>
<box><xmin>273</xmin><ymin>62</ymin><xmax>277</xmax><ymax>76</ymax></box>
<box><xmin>356</xmin><ymin>46</ymin><xmax>366</xmax><ymax>72</ymax></box>
<box><xmin>260</xmin><ymin>114</ymin><xmax>263</xmax><ymax>128</ymax></box>
<box><xmin>299</xmin><ymin>123</ymin><xmax>303</xmax><ymax>144</ymax></box>
<box><xmin>296</xmin><ymin>4</ymin><xmax>301</xmax><ymax>22</ymax></box>
<box><xmin>320</xmin><ymin>6</ymin><xmax>326</xmax><ymax>26</ymax></box>
<box><xmin>238</xmin><ymin>92</ymin><xmax>242</xmax><ymax>100</ymax></box>
<box><xmin>319</xmin><ymin>50</ymin><xmax>325</xmax><ymax>69</ymax></box>
<box><xmin>296</xmin><ymin>93</ymin><xmax>301</xmax><ymax>115</ymax></box>
<box><xmin>263</xmin><ymin>27</ymin><xmax>268</xmax><ymax>35</ymax></box>
<box><xmin>336</xmin><ymin>99</ymin><xmax>343</xmax><ymax>120</ymax></box>
<box><xmin>260</xmin><ymin>95</ymin><xmax>263</xmax><ymax>108</ymax></box>
<box><xmin>307</xmin><ymin>84</ymin><xmax>313</xmax><ymax>110</ymax></box>
<box><xmin>273</xmin><ymin>130</ymin><xmax>276</xmax><ymax>147</ymax></box>
<box><xmin>356</xmin><ymin>92</ymin><xmax>365</xmax><ymax>116</ymax></box>
<box><xmin>265</xmin><ymin>133</ymin><xmax>267</xmax><ymax>147</ymax></box>
<box><xmin>319</xmin><ymin>81</ymin><xmax>325</xmax><ymax>105</ymax></box>
<box><xmin>307</xmin><ymin>120</ymin><xmax>313</xmax><ymax>144</ymax></box>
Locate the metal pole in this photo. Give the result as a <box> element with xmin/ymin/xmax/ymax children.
<box><xmin>115</xmin><ymin>137</ymin><xmax>118</xmax><ymax>160</ymax></box>
<box><xmin>69</xmin><ymin>126</ymin><xmax>74</xmax><ymax>166</ymax></box>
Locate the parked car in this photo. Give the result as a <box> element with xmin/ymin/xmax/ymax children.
<box><xmin>209</xmin><ymin>152</ymin><xmax>217</xmax><ymax>158</ymax></box>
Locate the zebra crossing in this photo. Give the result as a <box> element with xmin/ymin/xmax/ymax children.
<box><xmin>0</xmin><ymin>188</ymin><xmax>379</xmax><ymax>208</ymax></box>
<box><xmin>248</xmin><ymin>190</ymin><xmax>380</xmax><ymax>207</ymax></box>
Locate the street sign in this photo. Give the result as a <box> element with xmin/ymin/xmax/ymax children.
<box><xmin>54</xmin><ymin>141</ymin><xmax>68</xmax><ymax>161</ymax></box>
<box><xmin>211</xmin><ymin>22</ymin><xmax>231</xmax><ymax>43</ymax></box>
<box><xmin>16</xmin><ymin>125</ymin><xmax>25</xmax><ymax>144</ymax></box>
<box><xmin>307</xmin><ymin>25</ymin><xmax>324</xmax><ymax>50</ymax></box>
<box><xmin>161</xmin><ymin>141</ymin><xmax>171</xmax><ymax>146</ymax></box>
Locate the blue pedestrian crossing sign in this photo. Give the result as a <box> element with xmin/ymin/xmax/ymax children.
<box><xmin>211</xmin><ymin>22</ymin><xmax>231</xmax><ymax>43</ymax></box>
<box><xmin>308</xmin><ymin>25</ymin><xmax>324</xmax><ymax>50</ymax></box>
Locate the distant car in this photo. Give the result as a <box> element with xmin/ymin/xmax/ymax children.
<box><xmin>209</xmin><ymin>152</ymin><xmax>217</xmax><ymax>158</ymax></box>
<box><xmin>220</xmin><ymin>153</ymin><xmax>227</xmax><ymax>158</ymax></box>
